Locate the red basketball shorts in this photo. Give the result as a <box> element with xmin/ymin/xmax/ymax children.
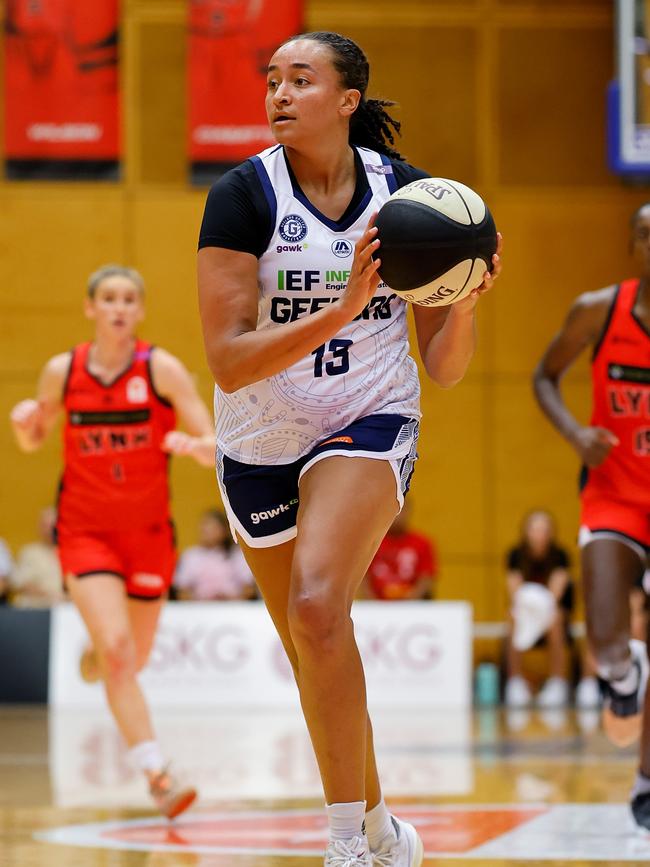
<box><xmin>57</xmin><ymin>521</ymin><xmax>176</xmax><ymax>599</ymax></box>
<box><xmin>580</xmin><ymin>491</ymin><xmax>650</xmax><ymax>555</ymax></box>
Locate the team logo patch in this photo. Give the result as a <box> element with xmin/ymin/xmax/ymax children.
<box><xmin>279</xmin><ymin>214</ymin><xmax>308</xmax><ymax>243</ymax></box>
<box><xmin>331</xmin><ymin>239</ymin><xmax>353</xmax><ymax>258</ymax></box>
<box><xmin>126</xmin><ymin>376</ymin><xmax>148</xmax><ymax>404</ymax></box>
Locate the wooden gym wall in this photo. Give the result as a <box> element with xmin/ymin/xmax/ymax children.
<box><xmin>0</xmin><ymin>0</ymin><xmax>645</xmax><ymax>621</ymax></box>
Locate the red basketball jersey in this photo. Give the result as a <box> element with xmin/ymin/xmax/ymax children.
<box><xmin>585</xmin><ymin>279</ymin><xmax>650</xmax><ymax>505</ymax></box>
<box><xmin>58</xmin><ymin>340</ymin><xmax>176</xmax><ymax>532</ymax></box>
<box><xmin>366</xmin><ymin>531</ymin><xmax>436</xmax><ymax>600</ymax></box>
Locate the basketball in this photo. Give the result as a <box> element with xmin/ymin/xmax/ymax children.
<box><xmin>374</xmin><ymin>177</ymin><xmax>498</xmax><ymax>307</ymax></box>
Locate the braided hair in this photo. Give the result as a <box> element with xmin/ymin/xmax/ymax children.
<box><xmin>283</xmin><ymin>31</ymin><xmax>404</xmax><ymax>160</ymax></box>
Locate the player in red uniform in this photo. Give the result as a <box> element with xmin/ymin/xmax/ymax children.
<box><xmin>534</xmin><ymin>204</ymin><xmax>650</xmax><ymax>830</ymax></box>
<box><xmin>10</xmin><ymin>264</ymin><xmax>214</xmax><ymax>818</ymax></box>
<box><xmin>362</xmin><ymin>504</ymin><xmax>437</xmax><ymax>601</ymax></box>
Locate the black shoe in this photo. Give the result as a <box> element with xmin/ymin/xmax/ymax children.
<box><xmin>598</xmin><ymin>669</ymin><xmax>641</xmax><ymax>717</ymax></box>
<box><xmin>631</xmin><ymin>791</ymin><xmax>650</xmax><ymax>831</ymax></box>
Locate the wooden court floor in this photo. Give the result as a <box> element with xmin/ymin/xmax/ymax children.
<box><xmin>2</xmin><ymin>704</ymin><xmax>650</xmax><ymax>866</ymax></box>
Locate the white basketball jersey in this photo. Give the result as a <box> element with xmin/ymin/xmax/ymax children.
<box><xmin>215</xmin><ymin>145</ymin><xmax>421</xmax><ymax>465</ymax></box>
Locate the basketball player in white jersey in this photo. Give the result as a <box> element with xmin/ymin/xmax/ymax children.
<box><xmin>198</xmin><ymin>31</ymin><xmax>501</xmax><ymax>866</ymax></box>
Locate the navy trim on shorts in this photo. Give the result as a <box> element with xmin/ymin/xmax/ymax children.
<box><xmin>218</xmin><ymin>414</ymin><xmax>419</xmax><ymax>546</ymax></box>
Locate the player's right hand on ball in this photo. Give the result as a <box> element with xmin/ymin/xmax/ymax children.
<box><xmin>10</xmin><ymin>399</ymin><xmax>43</xmax><ymax>432</ymax></box>
<box><xmin>339</xmin><ymin>215</ymin><xmax>382</xmax><ymax>320</ymax></box>
<box><xmin>571</xmin><ymin>426</ymin><xmax>619</xmax><ymax>467</ymax></box>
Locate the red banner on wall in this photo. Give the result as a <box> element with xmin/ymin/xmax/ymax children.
<box><xmin>3</xmin><ymin>0</ymin><xmax>120</xmax><ymax>178</ymax></box>
<box><xmin>188</xmin><ymin>0</ymin><xmax>303</xmax><ymax>176</ymax></box>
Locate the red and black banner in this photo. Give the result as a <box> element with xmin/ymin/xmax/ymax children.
<box><xmin>188</xmin><ymin>0</ymin><xmax>303</xmax><ymax>182</ymax></box>
<box><xmin>3</xmin><ymin>0</ymin><xmax>120</xmax><ymax>179</ymax></box>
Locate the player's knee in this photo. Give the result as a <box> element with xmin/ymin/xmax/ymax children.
<box><xmin>100</xmin><ymin>632</ymin><xmax>137</xmax><ymax>681</ymax></box>
<box><xmin>288</xmin><ymin>583</ymin><xmax>349</xmax><ymax>652</ymax></box>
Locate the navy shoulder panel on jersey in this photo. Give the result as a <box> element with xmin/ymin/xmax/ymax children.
<box><xmin>198</xmin><ymin>160</ymin><xmax>273</xmax><ymax>259</ymax></box>
<box><xmin>391</xmin><ymin>160</ymin><xmax>430</xmax><ymax>189</ymax></box>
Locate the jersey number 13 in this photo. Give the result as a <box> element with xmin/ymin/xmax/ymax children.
<box><xmin>311</xmin><ymin>339</ymin><xmax>353</xmax><ymax>378</ymax></box>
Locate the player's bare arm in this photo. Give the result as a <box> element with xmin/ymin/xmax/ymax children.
<box><xmin>9</xmin><ymin>352</ymin><xmax>70</xmax><ymax>452</ymax></box>
<box><xmin>149</xmin><ymin>348</ymin><xmax>215</xmax><ymax>467</ymax></box>
<box><xmin>533</xmin><ymin>286</ymin><xmax>620</xmax><ymax>467</ymax></box>
<box><xmin>198</xmin><ymin>222</ymin><xmax>380</xmax><ymax>393</ymax></box>
<box><xmin>413</xmin><ymin>236</ymin><xmax>502</xmax><ymax>387</ymax></box>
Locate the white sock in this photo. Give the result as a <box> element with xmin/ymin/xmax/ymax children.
<box><xmin>632</xmin><ymin>771</ymin><xmax>650</xmax><ymax>800</ymax></box>
<box><xmin>128</xmin><ymin>740</ymin><xmax>165</xmax><ymax>773</ymax></box>
<box><xmin>326</xmin><ymin>801</ymin><xmax>366</xmax><ymax>842</ymax></box>
<box><xmin>365</xmin><ymin>798</ymin><xmax>395</xmax><ymax>849</ymax></box>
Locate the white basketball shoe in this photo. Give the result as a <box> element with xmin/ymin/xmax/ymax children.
<box><xmin>371</xmin><ymin>816</ymin><xmax>424</xmax><ymax>866</ymax></box>
<box><xmin>536</xmin><ymin>677</ymin><xmax>570</xmax><ymax>708</ymax></box>
<box><xmin>575</xmin><ymin>676</ymin><xmax>601</xmax><ymax>709</ymax></box>
<box><xmin>324</xmin><ymin>836</ymin><xmax>372</xmax><ymax>866</ymax></box>
<box><xmin>504</xmin><ymin>675</ymin><xmax>532</xmax><ymax>708</ymax></box>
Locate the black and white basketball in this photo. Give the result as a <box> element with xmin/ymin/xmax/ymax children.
<box><xmin>374</xmin><ymin>177</ymin><xmax>497</xmax><ymax>307</ymax></box>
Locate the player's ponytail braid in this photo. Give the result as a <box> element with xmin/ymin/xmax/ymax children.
<box><xmin>285</xmin><ymin>31</ymin><xmax>405</xmax><ymax>160</ymax></box>
<box><xmin>351</xmin><ymin>97</ymin><xmax>403</xmax><ymax>160</ymax></box>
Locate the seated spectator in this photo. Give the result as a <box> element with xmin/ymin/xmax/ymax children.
<box><xmin>173</xmin><ymin>509</ymin><xmax>256</xmax><ymax>601</ymax></box>
<box><xmin>11</xmin><ymin>506</ymin><xmax>64</xmax><ymax>607</ymax></box>
<box><xmin>0</xmin><ymin>536</ymin><xmax>13</xmax><ymax>605</ymax></box>
<box><xmin>361</xmin><ymin>502</ymin><xmax>437</xmax><ymax>600</ymax></box>
<box><xmin>504</xmin><ymin>509</ymin><xmax>576</xmax><ymax>708</ymax></box>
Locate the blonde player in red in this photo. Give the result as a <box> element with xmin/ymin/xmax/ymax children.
<box><xmin>10</xmin><ymin>264</ymin><xmax>215</xmax><ymax>818</ymax></box>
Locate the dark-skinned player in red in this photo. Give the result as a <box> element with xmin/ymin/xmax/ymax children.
<box><xmin>534</xmin><ymin>203</ymin><xmax>650</xmax><ymax>831</ymax></box>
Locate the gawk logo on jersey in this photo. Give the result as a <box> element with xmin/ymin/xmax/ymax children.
<box><xmin>276</xmin><ymin>244</ymin><xmax>305</xmax><ymax>253</ymax></box>
<box><xmin>279</xmin><ymin>214</ymin><xmax>308</xmax><ymax>243</ymax></box>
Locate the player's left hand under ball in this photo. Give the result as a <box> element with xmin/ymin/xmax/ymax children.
<box><xmin>456</xmin><ymin>232</ymin><xmax>502</xmax><ymax>310</ymax></box>
<box><xmin>478</xmin><ymin>231</ymin><xmax>503</xmax><ymax>294</ymax></box>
